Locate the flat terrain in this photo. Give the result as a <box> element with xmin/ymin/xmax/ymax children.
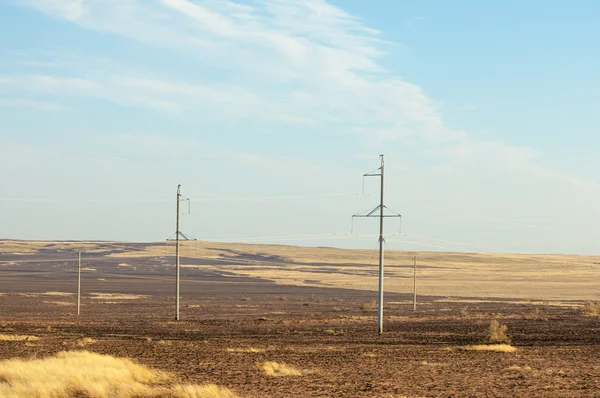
<box><xmin>1</xmin><ymin>240</ymin><xmax>600</xmax><ymax>397</ymax></box>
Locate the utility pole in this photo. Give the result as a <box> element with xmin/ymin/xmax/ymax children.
<box><xmin>175</xmin><ymin>184</ymin><xmax>181</xmax><ymax>321</ymax></box>
<box><xmin>352</xmin><ymin>155</ymin><xmax>401</xmax><ymax>335</ymax></box>
<box><xmin>166</xmin><ymin>184</ymin><xmax>195</xmax><ymax>321</ymax></box>
<box><xmin>377</xmin><ymin>155</ymin><xmax>385</xmax><ymax>334</ymax></box>
<box><xmin>413</xmin><ymin>256</ymin><xmax>417</xmax><ymax>311</ymax></box>
<box><xmin>77</xmin><ymin>251</ymin><xmax>81</xmax><ymax>315</ymax></box>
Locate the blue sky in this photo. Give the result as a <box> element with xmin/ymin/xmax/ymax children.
<box><xmin>0</xmin><ymin>0</ymin><xmax>598</xmax><ymax>254</ymax></box>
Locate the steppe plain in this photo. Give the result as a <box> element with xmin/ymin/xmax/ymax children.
<box><xmin>1</xmin><ymin>240</ymin><xmax>600</xmax><ymax>397</ymax></box>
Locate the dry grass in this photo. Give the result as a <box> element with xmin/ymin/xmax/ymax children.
<box><xmin>483</xmin><ymin>319</ymin><xmax>511</xmax><ymax>344</ymax></box>
<box><xmin>0</xmin><ymin>351</ymin><xmax>238</xmax><ymax>398</ymax></box>
<box><xmin>506</xmin><ymin>365</ymin><xmax>533</xmax><ymax>372</ymax></box>
<box><xmin>76</xmin><ymin>337</ymin><xmax>97</xmax><ymax>347</ymax></box>
<box><xmin>0</xmin><ymin>334</ymin><xmax>39</xmax><ymax>341</ymax></box>
<box><xmin>581</xmin><ymin>301</ymin><xmax>600</xmax><ymax>316</ymax></box>
<box><xmin>258</xmin><ymin>361</ymin><xmax>302</xmax><ymax>377</ymax></box>
<box><xmin>42</xmin><ymin>291</ymin><xmax>73</xmax><ymax>296</ymax></box>
<box><xmin>4</xmin><ymin>240</ymin><xmax>600</xmax><ymax>301</ymax></box>
<box><xmin>361</xmin><ymin>352</ymin><xmax>378</xmax><ymax>358</ymax></box>
<box><xmin>226</xmin><ymin>347</ymin><xmax>265</xmax><ymax>353</ymax></box>
<box><xmin>360</xmin><ymin>300</ymin><xmax>377</xmax><ymax>311</ymax></box>
<box><xmin>172</xmin><ymin>384</ymin><xmax>239</xmax><ymax>398</ymax></box>
<box><xmin>463</xmin><ymin>344</ymin><xmax>517</xmax><ymax>353</ymax></box>
<box><xmin>43</xmin><ymin>300</ymin><xmax>73</xmax><ymax>306</ymax></box>
<box><xmin>90</xmin><ymin>293</ymin><xmax>147</xmax><ymax>300</ymax></box>
<box><xmin>157</xmin><ymin>340</ymin><xmax>173</xmax><ymax>346</ymax></box>
<box><xmin>324</xmin><ymin>329</ymin><xmax>345</xmax><ymax>336</ymax></box>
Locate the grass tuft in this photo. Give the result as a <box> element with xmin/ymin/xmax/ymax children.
<box><xmin>76</xmin><ymin>337</ymin><xmax>97</xmax><ymax>347</ymax></box>
<box><xmin>506</xmin><ymin>365</ymin><xmax>533</xmax><ymax>372</ymax></box>
<box><xmin>258</xmin><ymin>361</ymin><xmax>302</xmax><ymax>377</ymax></box>
<box><xmin>0</xmin><ymin>334</ymin><xmax>39</xmax><ymax>342</ymax></box>
<box><xmin>361</xmin><ymin>352</ymin><xmax>378</xmax><ymax>358</ymax></box>
<box><xmin>0</xmin><ymin>351</ymin><xmax>238</xmax><ymax>398</ymax></box>
<box><xmin>360</xmin><ymin>300</ymin><xmax>377</xmax><ymax>312</ymax></box>
<box><xmin>172</xmin><ymin>383</ymin><xmax>239</xmax><ymax>398</ymax></box>
<box><xmin>226</xmin><ymin>347</ymin><xmax>264</xmax><ymax>353</ymax></box>
<box><xmin>463</xmin><ymin>344</ymin><xmax>517</xmax><ymax>353</ymax></box>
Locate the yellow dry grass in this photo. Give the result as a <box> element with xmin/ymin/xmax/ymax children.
<box><xmin>361</xmin><ymin>352</ymin><xmax>378</xmax><ymax>358</ymax></box>
<box><xmin>0</xmin><ymin>351</ymin><xmax>238</xmax><ymax>398</ymax></box>
<box><xmin>42</xmin><ymin>291</ymin><xmax>73</xmax><ymax>296</ymax></box>
<box><xmin>506</xmin><ymin>365</ymin><xmax>533</xmax><ymax>372</ymax></box>
<box><xmin>76</xmin><ymin>337</ymin><xmax>97</xmax><ymax>347</ymax></box>
<box><xmin>172</xmin><ymin>384</ymin><xmax>239</xmax><ymax>398</ymax></box>
<box><xmin>581</xmin><ymin>301</ymin><xmax>600</xmax><ymax>316</ymax></box>
<box><xmin>463</xmin><ymin>344</ymin><xmax>517</xmax><ymax>353</ymax></box>
<box><xmin>89</xmin><ymin>293</ymin><xmax>147</xmax><ymax>300</ymax></box>
<box><xmin>227</xmin><ymin>347</ymin><xmax>264</xmax><ymax>353</ymax></box>
<box><xmin>43</xmin><ymin>301</ymin><xmax>73</xmax><ymax>306</ymax></box>
<box><xmin>0</xmin><ymin>334</ymin><xmax>39</xmax><ymax>341</ymax></box>
<box><xmin>4</xmin><ymin>240</ymin><xmax>600</xmax><ymax>300</ymax></box>
<box><xmin>258</xmin><ymin>361</ymin><xmax>302</xmax><ymax>377</ymax></box>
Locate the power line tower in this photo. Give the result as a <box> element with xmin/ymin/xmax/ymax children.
<box><xmin>166</xmin><ymin>184</ymin><xmax>195</xmax><ymax>321</ymax></box>
<box><xmin>352</xmin><ymin>155</ymin><xmax>401</xmax><ymax>335</ymax></box>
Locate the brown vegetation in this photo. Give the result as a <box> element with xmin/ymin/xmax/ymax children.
<box><xmin>483</xmin><ymin>319</ymin><xmax>511</xmax><ymax>344</ymax></box>
<box><xmin>0</xmin><ymin>351</ymin><xmax>237</xmax><ymax>398</ymax></box>
<box><xmin>581</xmin><ymin>301</ymin><xmax>600</xmax><ymax>316</ymax></box>
<box><xmin>258</xmin><ymin>361</ymin><xmax>302</xmax><ymax>377</ymax></box>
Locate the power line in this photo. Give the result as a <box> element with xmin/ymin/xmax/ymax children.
<box><xmin>403</xmin><ymin>201</ymin><xmax>596</xmax><ymax>239</ymax></box>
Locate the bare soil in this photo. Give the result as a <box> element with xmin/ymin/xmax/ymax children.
<box><xmin>1</xmin><ymin>241</ymin><xmax>599</xmax><ymax>397</ymax></box>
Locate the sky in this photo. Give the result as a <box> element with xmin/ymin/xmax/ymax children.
<box><xmin>0</xmin><ymin>0</ymin><xmax>598</xmax><ymax>255</ymax></box>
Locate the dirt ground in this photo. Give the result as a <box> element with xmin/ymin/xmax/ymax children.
<box><xmin>1</xmin><ymin>241</ymin><xmax>600</xmax><ymax>397</ymax></box>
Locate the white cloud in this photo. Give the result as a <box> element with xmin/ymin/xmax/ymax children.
<box><xmin>0</xmin><ymin>97</ymin><xmax>71</xmax><ymax>111</ymax></box>
<box><xmin>5</xmin><ymin>0</ymin><xmax>600</xmax><ymax>241</ymax></box>
<box><xmin>9</xmin><ymin>0</ymin><xmax>443</xmax><ymax>140</ymax></box>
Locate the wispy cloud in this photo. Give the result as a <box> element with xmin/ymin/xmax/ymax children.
<box><xmin>7</xmin><ymin>0</ymin><xmax>454</xmax><ymax>141</ymax></box>
<box><xmin>0</xmin><ymin>97</ymin><xmax>71</xmax><ymax>111</ymax></box>
<box><xmin>6</xmin><ymin>0</ymin><xmax>600</xmax><ymax>195</ymax></box>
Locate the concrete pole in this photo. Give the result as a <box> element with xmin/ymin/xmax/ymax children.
<box><xmin>377</xmin><ymin>154</ymin><xmax>385</xmax><ymax>335</ymax></box>
<box><xmin>413</xmin><ymin>256</ymin><xmax>417</xmax><ymax>311</ymax></box>
<box><xmin>77</xmin><ymin>251</ymin><xmax>81</xmax><ymax>315</ymax></box>
<box><xmin>175</xmin><ymin>184</ymin><xmax>181</xmax><ymax>321</ymax></box>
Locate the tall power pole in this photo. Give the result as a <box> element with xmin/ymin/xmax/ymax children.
<box><xmin>377</xmin><ymin>155</ymin><xmax>385</xmax><ymax>334</ymax></box>
<box><xmin>352</xmin><ymin>155</ymin><xmax>401</xmax><ymax>335</ymax></box>
<box><xmin>167</xmin><ymin>184</ymin><xmax>195</xmax><ymax>321</ymax></box>
<box><xmin>175</xmin><ymin>185</ymin><xmax>181</xmax><ymax>321</ymax></box>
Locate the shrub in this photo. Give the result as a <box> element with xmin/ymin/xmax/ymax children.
<box><xmin>483</xmin><ymin>319</ymin><xmax>511</xmax><ymax>344</ymax></box>
<box><xmin>581</xmin><ymin>301</ymin><xmax>600</xmax><ymax>316</ymax></box>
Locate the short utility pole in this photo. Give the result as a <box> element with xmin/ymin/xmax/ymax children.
<box><xmin>352</xmin><ymin>155</ymin><xmax>401</xmax><ymax>335</ymax></box>
<box><xmin>413</xmin><ymin>256</ymin><xmax>417</xmax><ymax>311</ymax></box>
